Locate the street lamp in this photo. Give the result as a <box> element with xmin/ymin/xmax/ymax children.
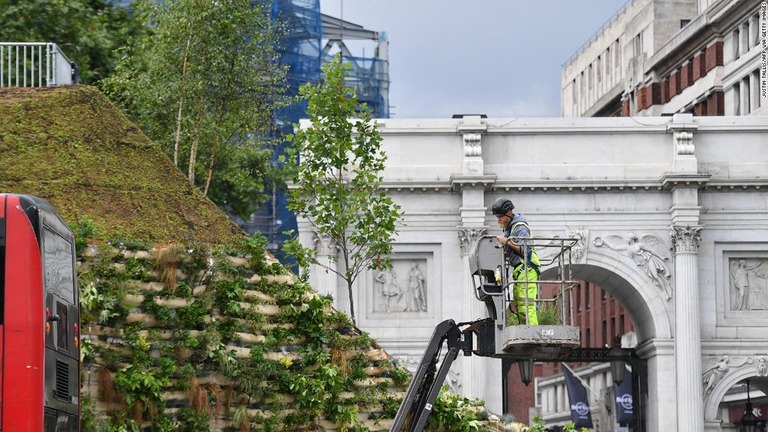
<box><xmin>610</xmin><ymin>345</ymin><xmax>626</xmax><ymax>385</ymax></box>
<box><xmin>740</xmin><ymin>379</ymin><xmax>757</xmax><ymax>432</ymax></box>
<box><xmin>519</xmin><ymin>359</ymin><xmax>534</xmax><ymax>386</ymax></box>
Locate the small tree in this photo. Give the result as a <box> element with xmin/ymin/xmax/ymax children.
<box><xmin>284</xmin><ymin>56</ymin><xmax>403</xmax><ymax>324</ymax></box>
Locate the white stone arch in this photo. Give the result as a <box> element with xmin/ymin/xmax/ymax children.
<box><xmin>540</xmin><ymin>248</ymin><xmax>673</xmax><ymax>341</ymax></box>
<box><xmin>704</xmin><ymin>361</ymin><xmax>759</xmax><ymax>421</ymax></box>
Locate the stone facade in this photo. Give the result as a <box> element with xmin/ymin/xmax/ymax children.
<box><xmin>297</xmin><ymin>113</ymin><xmax>768</xmax><ymax>431</ymax></box>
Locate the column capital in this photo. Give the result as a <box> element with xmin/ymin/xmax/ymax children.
<box><xmin>670</xmin><ymin>225</ymin><xmax>703</xmax><ymax>254</ymax></box>
<box><xmin>458</xmin><ymin>227</ymin><xmax>487</xmax><ymax>255</ymax></box>
<box><xmin>312</xmin><ymin>231</ymin><xmax>338</xmax><ymax>256</ymax></box>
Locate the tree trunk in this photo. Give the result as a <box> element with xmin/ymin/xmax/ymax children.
<box><xmin>188</xmin><ymin>95</ymin><xmax>205</xmax><ymax>185</ymax></box>
<box><xmin>173</xmin><ymin>28</ymin><xmax>194</xmax><ymax>166</ymax></box>
<box><xmin>347</xmin><ymin>279</ymin><xmax>356</xmax><ymax>326</ymax></box>
<box><xmin>203</xmin><ymin>109</ymin><xmax>226</xmax><ymax>196</ymax></box>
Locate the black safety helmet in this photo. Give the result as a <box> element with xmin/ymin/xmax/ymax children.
<box><xmin>491</xmin><ymin>197</ymin><xmax>514</xmax><ymax>216</ymax></box>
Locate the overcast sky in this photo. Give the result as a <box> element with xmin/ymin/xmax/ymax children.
<box><xmin>319</xmin><ymin>0</ymin><xmax>630</xmax><ymax>118</ymax></box>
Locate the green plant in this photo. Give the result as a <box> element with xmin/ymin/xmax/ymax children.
<box><xmin>71</xmin><ymin>220</ymin><xmax>96</xmax><ymax>255</ymax></box>
<box><xmin>562</xmin><ymin>421</ymin><xmax>590</xmax><ymax>432</ymax></box>
<box><xmin>427</xmin><ymin>389</ymin><xmax>489</xmax><ymax>432</ymax></box>
<box><xmin>537</xmin><ymin>304</ymin><xmax>561</xmax><ymax>325</ymax></box>
<box><xmin>524</xmin><ymin>416</ymin><xmax>546</xmax><ymax>432</ymax></box>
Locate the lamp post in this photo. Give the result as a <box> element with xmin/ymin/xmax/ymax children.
<box><xmin>610</xmin><ymin>345</ymin><xmax>626</xmax><ymax>385</ymax></box>
<box><xmin>740</xmin><ymin>379</ymin><xmax>757</xmax><ymax>432</ymax></box>
<box><xmin>519</xmin><ymin>359</ymin><xmax>534</xmax><ymax>386</ymax></box>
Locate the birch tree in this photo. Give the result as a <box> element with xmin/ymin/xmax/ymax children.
<box><xmin>103</xmin><ymin>0</ymin><xmax>286</xmax><ymax>219</ymax></box>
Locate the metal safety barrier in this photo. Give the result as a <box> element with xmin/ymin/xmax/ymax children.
<box><xmin>0</xmin><ymin>42</ymin><xmax>76</xmax><ymax>87</ymax></box>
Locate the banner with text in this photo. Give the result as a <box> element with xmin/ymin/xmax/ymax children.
<box><xmin>563</xmin><ymin>365</ymin><xmax>594</xmax><ymax>428</ymax></box>
<box><xmin>613</xmin><ymin>367</ymin><xmax>634</xmax><ymax>425</ymax></box>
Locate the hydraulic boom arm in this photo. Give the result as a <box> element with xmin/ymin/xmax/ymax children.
<box><xmin>389</xmin><ymin>319</ymin><xmax>486</xmax><ymax>432</ymax></box>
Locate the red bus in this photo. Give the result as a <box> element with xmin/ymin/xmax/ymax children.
<box><xmin>1</xmin><ymin>194</ymin><xmax>80</xmax><ymax>431</ymax></box>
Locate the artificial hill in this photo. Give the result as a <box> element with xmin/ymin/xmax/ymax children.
<box><xmin>0</xmin><ymin>85</ymin><xmax>242</xmax><ymax>245</ymax></box>
<box><xmin>0</xmin><ymin>85</ymin><xmax>519</xmax><ymax>431</ymax></box>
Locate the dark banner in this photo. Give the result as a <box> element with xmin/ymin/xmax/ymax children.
<box><xmin>563</xmin><ymin>365</ymin><xmax>594</xmax><ymax>428</ymax></box>
<box><xmin>613</xmin><ymin>367</ymin><xmax>634</xmax><ymax>425</ymax></box>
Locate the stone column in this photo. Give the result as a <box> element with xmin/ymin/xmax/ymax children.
<box><xmin>671</xmin><ymin>225</ymin><xmax>704</xmax><ymax>432</ymax></box>
<box><xmin>452</xmin><ymin>115</ymin><xmax>501</xmax><ymax>412</ymax></box>
<box><xmin>666</xmin><ymin>113</ymin><xmax>708</xmax><ymax>432</ymax></box>
<box><xmin>312</xmin><ymin>231</ymin><xmax>341</xmax><ymax>308</ymax></box>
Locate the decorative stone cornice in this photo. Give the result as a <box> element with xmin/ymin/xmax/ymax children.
<box><xmin>450</xmin><ymin>175</ymin><xmax>497</xmax><ymax>192</ymax></box>
<box><xmin>379</xmin><ymin>177</ymin><xmax>764</xmax><ymax>193</ymax></box>
<box><xmin>661</xmin><ymin>173</ymin><xmax>711</xmax><ymax>191</ymax></box>
<box><xmin>380</xmin><ymin>180</ymin><xmax>453</xmax><ymax>192</ymax></box>
<box><xmin>670</xmin><ymin>225</ymin><xmax>702</xmax><ymax>254</ymax></box>
<box><xmin>458</xmin><ymin>227</ymin><xmax>487</xmax><ymax>255</ymax></box>
<box><xmin>491</xmin><ymin>180</ymin><xmax>663</xmax><ymax>192</ymax></box>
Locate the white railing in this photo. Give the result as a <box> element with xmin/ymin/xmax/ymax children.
<box><xmin>0</xmin><ymin>42</ymin><xmax>76</xmax><ymax>87</ymax></box>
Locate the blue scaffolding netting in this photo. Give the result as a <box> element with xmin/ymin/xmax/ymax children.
<box><xmin>243</xmin><ymin>0</ymin><xmax>390</xmax><ymax>266</ymax></box>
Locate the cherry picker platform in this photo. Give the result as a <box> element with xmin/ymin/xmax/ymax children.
<box><xmin>390</xmin><ymin>235</ymin><xmax>582</xmax><ymax>432</ymax></box>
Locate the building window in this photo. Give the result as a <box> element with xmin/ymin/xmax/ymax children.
<box><xmin>585</xmin><ymin>283</ymin><xmax>591</xmax><ymax>309</ymax></box>
<box><xmin>588</xmin><ymin>64</ymin><xmax>593</xmax><ymax>90</ymax></box>
<box><xmin>597</xmin><ymin>55</ymin><xmax>602</xmax><ymax>83</ymax></box>
<box><xmin>680</xmin><ymin>19</ymin><xmax>690</xmax><ymax>28</ymax></box>
<box><xmin>633</xmin><ymin>32</ymin><xmax>643</xmax><ymax>58</ymax></box>
<box><xmin>601</xmin><ymin>288</ymin><xmax>607</xmax><ymax>302</ymax></box>
<box><xmin>585</xmin><ymin>328</ymin><xmax>591</xmax><ymax>348</ymax></box>
<box><xmin>734</xmin><ymin>82</ymin><xmax>741</xmax><ymax>115</ymax></box>
<box><xmin>741</xmin><ymin>22</ymin><xmax>749</xmax><ymax>53</ymax></box>
<box><xmin>576</xmin><ymin>284</ymin><xmax>582</xmax><ymax>311</ymax></box>
<box><xmin>614</xmin><ymin>39</ymin><xmax>620</xmax><ymax>69</ymax></box>
<box><xmin>572</xmin><ymin>78</ymin><xmax>577</xmax><ymax>104</ymax></box>
<box><xmin>619</xmin><ymin>314</ymin><xmax>625</xmax><ymax>336</ymax></box>
<box><xmin>744</xmin><ymin>77</ymin><xmax>751</xmax><ymax>114</ymax></box>
<box><xmin>733</xmin><ymin>28</ymin><xmax>740</xmax><ymax>59</ymax></box>
<box><xmin>754</xmin><ymin>14</ymin><xmax>761</xmax><ymax>47</ymax></box>
<box><xmin>602</xmin><ymin>320</ymin><xmax>607</xmax><ymax>347</ymax></box>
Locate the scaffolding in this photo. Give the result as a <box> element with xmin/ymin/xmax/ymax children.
<box><xmin>245</xmin><ymin>0</ymin><xmax>390</xmax><ymax>261</ymax></box>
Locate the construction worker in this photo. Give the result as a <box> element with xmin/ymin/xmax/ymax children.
<box><xmin>491</xmin><ymin>197</ymin><xmax>540</xmax><ymax>325</ymax></box>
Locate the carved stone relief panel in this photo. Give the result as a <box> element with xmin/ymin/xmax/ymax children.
<box><xmin>716</xmin><ymin>245</ymin><xmax>768</xmax><ymax>326</ymax></box>
<box><xmin>372</xmin><ymin>259</ymin><xmax>428</xmax><ymax>314</ymax></box>
<box><xmin>702</xmin><ymin>354</ymin><xmax>768</xmax><ymax>399</ymax></box>
<box><xmin>728</xmin><ymin>258</ymin><xmax>768</xmax><ymax>311</ymax></box>
<box><xmin>593</xmin><ymin>232</ymin><xmax>673</xmax><ymax>299</ymax></box>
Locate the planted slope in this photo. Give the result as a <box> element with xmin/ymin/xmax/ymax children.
<box><xmin>0</xmin><ymin>85</ymin><xmax>243</xmax><ymax>246</ymax></box>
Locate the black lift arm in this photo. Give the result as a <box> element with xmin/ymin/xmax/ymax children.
<box><xmin>389</xmin><ymin>318</ymin><xmax>494</xmax><ymax>432</ymax></box>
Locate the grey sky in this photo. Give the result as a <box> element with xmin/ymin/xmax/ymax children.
<box><xmin>320</xmin><ymin>0</ymin><xmax>630</xmax><ymax>118</ymax></box>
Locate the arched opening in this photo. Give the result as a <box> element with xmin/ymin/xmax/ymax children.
<box><xmin>540</xmin><ymin>262</ymin><xmax>671</xmax><ymax>343</ymax></box>
<box><xmin>706</xmin><ymin>370</ymin><xmax>768</xmax><ymax>431</ymax></box>
<box><xmin>511</xmin><ymin>261</ymin><xmax>672</xmax><ymax>431</ymax></box>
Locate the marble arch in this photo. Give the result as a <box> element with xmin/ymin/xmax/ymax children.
<box><xmin>296</xmin><ymin>114</ymin><xmax>768</xmax><ymax>432</ymax></box>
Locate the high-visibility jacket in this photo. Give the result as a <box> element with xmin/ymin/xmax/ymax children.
<box><xmin>503</xmin><ymin>215</ymin><xmax>540</xmax><ymax>275</ymax></box>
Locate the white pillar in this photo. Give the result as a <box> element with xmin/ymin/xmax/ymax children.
<box><xmin>311</xmin><ymin>231</ymin><xmax>341</xmax><ymax>308</ymax></box>
<box><xmin>672</xmin><ymin>225</ymin><xmax>704</xmax><ymax>432</ymax></box>
<box><xmin>666</xmin><ymin>114</ymin><xmax>706</xmax><ymax>432</ymax></box>
<box><xmin>454</xmin><ymin>115</ymin><xmax>499</xmax><ymax>410</ymax></box>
